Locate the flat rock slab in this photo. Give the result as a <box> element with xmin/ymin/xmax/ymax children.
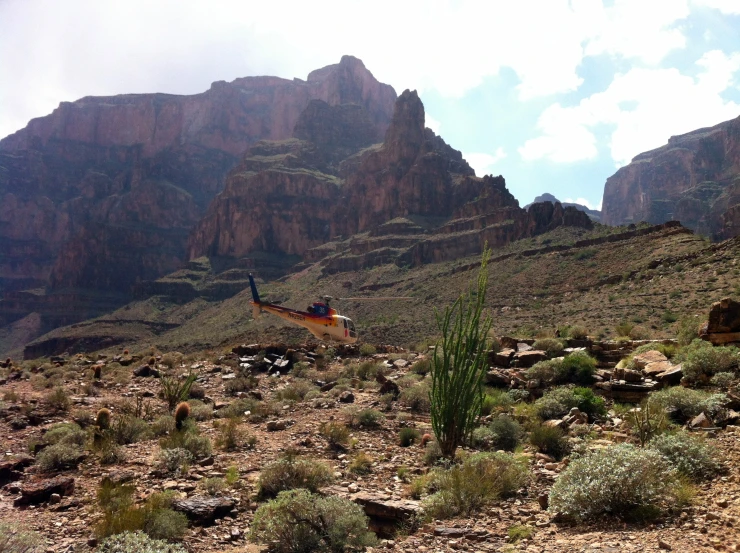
<box><xmin>512</xmin><ymin>350</ymin><xmax>547</xmax><ymax>367</ymax></box>
<box><xmin>14</xmin><ymin>476</ymin><xmax>75</xmax><ymax>506</ymax></box>
<box><xmin>351</xmin><ymin>491</ymin><xmax>420</xmax><ymax>522</ymax></box>
<box><xmin>171</xmin><ymin>496</ymin><xmax>236</xmax><ymax>525</ymax></box>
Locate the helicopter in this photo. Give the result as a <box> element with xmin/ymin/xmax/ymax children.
<box><xmin>249</xmin><ymin>274</ymin><xmax>358</xmax><ymax>343</ymax></box>
<box><xmin>248</xmin><ymin>273</ymin><xmax>411</xmax><ymax>344</ymax></box>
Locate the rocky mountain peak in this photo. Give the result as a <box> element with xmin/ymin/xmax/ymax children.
<box><xmin>383</xmin><ymin>89</ymin><xmax>426</xmax><ymax>164</ymax></box>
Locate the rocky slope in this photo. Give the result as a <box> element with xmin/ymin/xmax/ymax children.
<box><xmin>601</xmin><ymin>114</ymin><xmax>740</xmax><ymax>239</ymax></box>
<box><xmin>0</xmin><ymin>56</ymin><xmax>396</xmax><ymax>345</ymax></box>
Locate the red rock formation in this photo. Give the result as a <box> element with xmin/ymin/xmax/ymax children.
<box><xmin>189</xmin><ymin>89</ymin><xmax>593</xmax><ymax>273</ymax></box>
<box><xmin>0</xmin><ymin>57</ymin><xmax>396</xmax><ymax>344</ymax></box>
<box><xmin>601</xmin><ymin>115</ymin><xmax>740</xmax><ymax>239</ymax></box>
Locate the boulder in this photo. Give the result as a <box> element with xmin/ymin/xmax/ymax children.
<box><xmin>690</xmin><ymin>412</ymin><xmax>713</xmax><ymax>429</ymax></box>
<box><xmin>512</xmin><ymin>350</ymin><xmax>547</xmax><ymax>368</ymax></box>
<box><xmin>14</xmin><ymin>476</ymin><xmax>75</xmax><ymax>506</ymax></box>
<box><xmin>338</xmin><ymin>391</ymin><xmax>355</xmax><ymax>403</ymax></box>
<box><xmin>493</xmin><ymin>348</ymin><xmax>515</xmax><ymax>367</ymax></box>
<box><xmin>702</xmin><ymin>298</ymin><xmax>740</xmax><ymax>345</ymax></box>
<box><xmin>0</xmin><ymin>455</ymin><xmax>33</xmax><ymax>485</ymax></box>
<box><xmin>171</xmin><ymin>496</ymin><xmax>237</xmax><ymax>525</ymax></box>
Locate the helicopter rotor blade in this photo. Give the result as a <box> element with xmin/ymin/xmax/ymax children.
<box><xmin>337</xmin><ymin>296</ymin><xmax>413</xmax><ymax>300</ymax></box>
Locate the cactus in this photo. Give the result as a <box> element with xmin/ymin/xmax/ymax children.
<box><xmin>175</xmin><ymin>401</ymin><xmax>191</xmax><ymax>430</ymax></box>
<box><xmin>430</xmin><ymin>246</ymin><xmax>492</xmax><ymax>459</ymax></box>
<box><xmin>96</xmin><ymin>408</ymin><xmax>111</xmax><ymax>430</ymax></box>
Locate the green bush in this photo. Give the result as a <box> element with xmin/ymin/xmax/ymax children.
<box><xmin>555</xmin><ymin>351</ymin><xmax>596</xmax><ymax>384</ymax></box>
<box><xmin>348</xmin><ymin>452</ymin><xmax>373</xmax><ymax>475</ymax></box>
<box><xmin>150</xmin><ymin>415</ymin><xmax>176</xmax><ymax>437</ymax></box>
<box><xmin>345</xmin><ymin>408</ymin><xmax>386</xmax><ymax>428</ymax></box>
<box><xmin>36</xmin><ymin>443</ymin><xmax>84</xmax><ymax>472</ymax></box>
<box><xmin>480</xmin><ymin>388</ymin><xmax>514</xmax><ymax>415</ymax></box>
<box><xmin>224</xmin><ymin>376</ymin><xmax>258</xmax><ymax>396</ymax></box>
<box><xmin>156</xmin><ymin>448</ymin><xmax>193</xmax><ymax>474</ymax></box>
<box><xmin>651</xmin><ymin>386</ymin><xmax>727</xmax><ymax>421</ymax></box>
<box><xmin>421</xmin><ymin>452</ymin><xmax>528</xmax><ymax>519</ymax></box>
<box><xmin>320</xmin><ymin>421</ymin><xmax>350</xmax><ymax>449</ymax></box>
<box><xmin>399</xmin><ymin>427</ymin><xmax>421</xmax><ymax>447</ymax></box>
<box><xmin>525</xmin><ymin>359</ymin><xmax>561</xmax><ymax>385</ymax></box>
<box><xmin>250</xmin><ymin>489</ymin><xmax>377</xmax><ymax>553</ymax></box>
<box><xmin>258</xmin><ymin>455</ymin><xmax>334</xmax><ymax>498</ymax></box>
<box><xmin>529</xmin><ymin>424</ymin><xmax>570</xmax><ymax>460</ymax></box>
<box><xmin>648</xmin><ymin>432</ymin><xmax>721</xmax><ymax>480</ymax></box>
<box><xmin>548</xmin><ymin>444</ymin><xmax>681</xmax><ymax>521</ymax></box>
<box><xmin>96</xmin><ymin>482</ymin><xmax>187</xmax><ymax>542</ymax></box>
<box><xmin>215</xmin><ymin>398</ymin><xmax>259</xmax><ymax>419</ymax></box>
<box><xmin>43</xmin><ymin>422</ymin><xmax>87</xmax><ymax>447</ymax></box>
<box><xmin>201</xmin><ymin>477</ymin><xmax>226</xmax><ymax>496</ymax></box>
<box><xmin>710</xmin><ymin>372</ymin><xmax>736</xmax><ymax>388</ymax></box>
<box><xmin>111</xmin><ymin>416</ymin><xmax>151</xmax><ymax>445</ymax></box>
<box><xmin>411</xmin><ymin>358</ymin><xmax>431</xmax><ymax>376</ymax></box>
<box><xmin>274</xmin><ymin>379</ymin><xmax>317</xmax><ymax>402</ymax></box>
<box><xmin>423</xmin><ymin>440</ymin><xmax>443</xmax><ymax>466</ymax></box>
<box><xmin>188</xmin><ymin>400</ymin><xmax>213</xmax><ymax>421</ymax></box>
<box><xmin>160</xmin><ymin>371</ymin><xmax>197</xmax><ymax>410</ymax></box>
<box><xmin>0</xmin><ymin>521</ymin><xmax>42</xmax><ymax>553</ymax></box>
<box><xmin>399</xmin><ymin>382</ymin><xmax>431</xmax><ymax>413</ymax></box>
<box><xmin>96</xmin><ymin>531</ymin><xmax>188</xmax><ymax>553</ymax></box>
<box><xmin>159</xmin><ymin>424</ymin><xmax>212</xmax><ymax>459</ymax></box>
<box><xmin>534</xmin><ymin>386</ymin><xmax>605</xmax><ymax>421</ymax></box>
<box><xmin>532</xmin><ymin>338</ymin><xmax>565</xmax><ymax>358</ymax></box>
<box><xmin>359</xmin><ymin>343</ymin><xmax>377</xmax><ymax>356</ymax></box>
<box><xmin>487</xmin><ymin>415</ymin><xmax>523</xmax><ymax>452</ymax></box>
<box><xmin>629</xmin><ymin>342</ymin><xmax>677</xmax><ymax>361</ymax></box>
<box><xmin>681</xmin><ymin>340</ymin><xmax>739</xmax><ymax>384</ymax></box>
<box><xmin>44</xmin><ymin>386</ymin><xmax>71</xmax><ymax>412</ymax></box>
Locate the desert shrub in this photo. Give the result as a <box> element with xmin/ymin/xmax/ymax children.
<box><xmin>111</xmin><ymin>416</ymin><xmax>151</xmax><ymax>445</ymax></box>
<box><xmin>188</xmin><ymin>400</ymin><xmax>213</xmax><ymax>421</ymax></box>
<box><xmin>250</xmin><ymin>489</ymin><xmax>377</xmax><ymax>553</ymax></box>
<box><xmin>567</xmin><ymin>325</ymin><xmax>589</xmax><ymax>340</ymax></box>
<box><xmin>160</xmin><ymin>352</ymin><xmax>182</xmax><ymax>370</ymax></box>
<box><xmin>629</xmin><ymin>342</ymin><xmax>677</xmax><ymax>360</ymax></box>
<box><xmin>411</xmin><ymin>358</ymin><xmax>431</xmax><ymax>376</ymax></box>
<box><xmin>215</xmin><ymin>398</ymin><xmax>259</xmax><ymax>419</ymax></box>
<box><xmin>358</xmin><ymin>343</ymin><xmax>377</xmax><ymax>356</ymax></box>
<box><xmin>421</xmin><ymin>452</ymin><xmax>528</xmax><ymax>519</ymax></box>
<box><xmin>96</xmin><ymin>483</ymin><xmax>187</xmax><ymax>542</ymax></box>
<box><xmin>399</xmin><ymin>381</ymin><xmax>431</xmax><ymax>412</ymax></box>
<box><xmin>96</xmin><ymin>439</ymin><xmax>126</xmax><ymax>465</ymax></box>
<box><xmin>44</xmin><ymin>386</ymin><xmax>71</xmax><ymax>412</ymax></box>
<box><xmin>480</xmin><ymin>388</ymin><xmax>514</xmax><ymax>415</ymax></box>
<box><xmin>224</xmin><ymin>376</ymin><xmax>258</xmax><ymax>396</ymax></box>
<box><xmin>555</xmin><ymin>351</ymin><xmax>597</xmax><ymax>384</ymax></box>
<box><xmin>36</xmin><ymin>443</ymin><xmax>84</xmax><ymax>472</ymax></box>
<box><xmin>151</xmin><ymin>415</ymin><xmax>176</xmax><ymax>437</ymax></box>
<box><xmin>525</xmin><ymin>359</ymin><xmax>561</xmax><ymax>385</ymax></box>
<box><xmin>0</xmin><ymin>521</ymin><xmax>43</xmax><ymax>553</ymax></box>
<box><xmin>548</xmin><ymin>444</ymin><xmax>681</xmax><ymax>521</ymax></box>
<box><xmin>487</xmin><ymin>415</ymin><xmax>523</xmax><ymax>452</ymax></box>
<box><xmin>533</xmin><ymin>338</ymin><xmax>565</xmax><ymax>358</ymax></box>
<box><xmin>225</xmin><ymin>466</ymin><xmax>239</xmax><ymax>486</ymax></box>
<box><xmin>275</xmin><ymin>379</ymin><xmax>316</xmax><ymax>402</ymax></box>
<box><xmin>215</xmin><ymin>417</ymin><xmax>244</xmax><ymax>451</ymax></box>
<box><xmin>320</xmin><ymin>421</ymin><xmax>350</xmax><ymax>449</ymax></box>
<box><xmin>615</xmin><ymin>321</ymin><xmax>634</xmax><ymax>338</ymax></box>
<box><xmin>534</xmin><ymin>386</ymin><xmax>605</xmax><ymax>421</ymax></box>
<box><xmin>44</xmin><ymin>422</ymin><xmax>87</xmax><ymax>447</ymax></box>
<box><xmin>201</xmin><ymin>477</ymin><xmax>226</xmax><ymax>496</ymax></box>
<box><xmin>352</xmin><ymin>408</ymin><xmax>385</xmax><ymax>428</ymax></box>
<box><xmin>97</xmin><ymin>531</ymin><xmax>184</xmax><ymax>553</ymax></box>
<box><xmin>508</xmin><ymin>524</ymin><xmax>535</xmax><ymax>543</ymax></box>
<box><xmin>399</xmin><ymin>427</ymin><xmax>421</xmax><ymax>447</ymax></box>
<box><xmin>629</xmin><ymin>325</ymin><xmax>651</xmax><ymax>340</ymax></box>
<box><xmin>354</xmin><ymin>360</ymin><xmax>382</xmax><ymax>381</ymax></box>
<box><xmin>681</xmin><ymin>340</ymin><xmax>739</xmax><ymax>384</ymax></box>
<box><xmin>676</xmin><ymin>317</ymin><xmax>700</xmax><ymax>346</ymax></box>
<box><xmin>710</xmin><ymin>372</ymin><xmax>736</xmax><ymax>389</ymax></box>
<box><xmin>159</xmin><ymin>371</ymin><xmax>197</xmax><ymax>409</ymax></box>
<box><xmin>648</xmin><ymin>432</ymin><xmax>722</xmax><ymax>480</ymax></box>
<box><xmin>348</xmin><ymin>452</ymin><xmax>373</xmax><ymax>475</ymax></box>
<box><xmin>156</xmin><ymin>448</ymin><xmax>193</xmax><ymax>474</ymax></box>
<box><xmin>529</xmin><ymin>424</ymin><xmax>570</xmax><ymax>460</ymax></box>
<box><xmin>423</xmin><ymin>440</ymin><xmax>443</xmax><ymax>466</ymax></box>
<box><xmin>159</xmin><ymin>420</ymin><xmax>212</xmax><ymax>459</ymax></box>
<box><xmin>651</xmin><ymin>386</ymin><xmax>727</xmax><ymax>421</ymax></box>
<box><xmin>258</xmin><ymin>455</ymin><xmax>334</xmax><ymax>499</ymax></box>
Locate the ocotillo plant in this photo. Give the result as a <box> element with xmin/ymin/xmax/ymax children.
<box><xmin>430</xmin><ymin>246</ymin><xmax>492</xmax><ymax>458</ymax></box>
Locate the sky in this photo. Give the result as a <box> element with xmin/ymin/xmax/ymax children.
<box><xmin>1</xmin><ymin>0</ymin><xmax>739</xmax><ymax>210</ymax></box>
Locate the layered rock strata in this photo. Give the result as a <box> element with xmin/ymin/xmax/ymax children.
<box><xmin>601</xmin><ymin>115</ymin><xmax>740</xmax><ymax>239</ymax></box>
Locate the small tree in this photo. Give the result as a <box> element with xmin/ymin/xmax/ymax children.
<box><xmin>431</xmin><ymin>247</ymin><xmax>492</xmax><ymax>458</ymax></box>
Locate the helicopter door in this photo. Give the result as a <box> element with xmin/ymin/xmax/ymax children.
<box><xmin>347</xmin><ymin>319</ymin><xmax>357</xmax><ymax>338</ymax></box>
<box><xmin>343</xmin><ymin>318</ymin><xmax>348</xmax><ymax>338</ymax></box>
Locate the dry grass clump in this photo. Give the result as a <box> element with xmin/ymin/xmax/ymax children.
<box><xmin>257</xmin><ymin>454</ymin><xmax>334</xmax><ymax>499</ymax></box>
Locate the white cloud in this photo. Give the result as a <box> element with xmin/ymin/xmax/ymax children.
<box><xmin>0</xmin><ymin>0</ymin><xmax>697</xmax><ymax>138</ymax></box>
<box><xmin>564</xmin><ymin>197</ymin><xmax>603</xmax><ymax>210</ymax></box>
<box><xmin>692</xmin><ymin>0</ymin><xmax>740</xmax><ymax>14</ymax></box>
<box><xmin>464</xmin><ymin>148</ymin><xmax>507</xmax><ymax>176</ymax></box>
<box><xmin>520</xmin><ymin>50</ymin><xmax>740</xmax><ymax>166</ymax></box>
<box><xmin>425</xmin><ymin>114</ymin><xmax>441</xmax><ymax>134</ymax></box>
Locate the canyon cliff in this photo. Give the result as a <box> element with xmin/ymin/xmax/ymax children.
<box><xmin>0</xmin><ymin>56</ymin><xmax>396</xmax><ymax>348</ymax></box>
<box><xmin>601</xmin><ymin>115</ymin><xmax>740</xmax><ymax>239</ymax></box>
<box><xmin>189</xmin><ymin>89</ymin><xmax>593</xmax><ymax>274</ymax></box>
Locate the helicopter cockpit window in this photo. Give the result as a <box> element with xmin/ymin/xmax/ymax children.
<box><xmin>343</xmin><ymin>319</ymin><xmax>348</xmax><ymax>328</ymax></box>
<box><xmin>348</xmin><ymin>319</ymin><xmax>356</xmax><ymax>331</ymax></box>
